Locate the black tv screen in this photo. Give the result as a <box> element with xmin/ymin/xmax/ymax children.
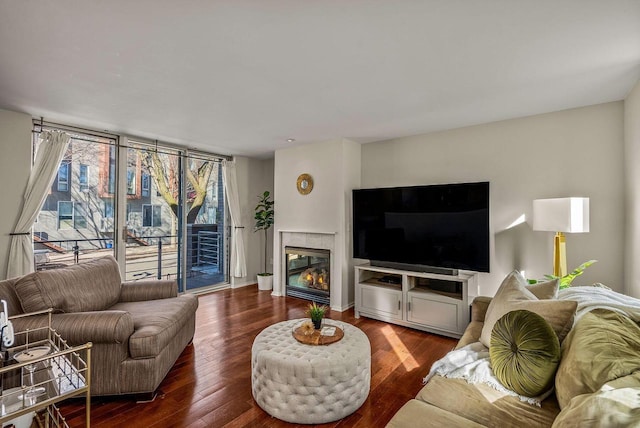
<box><xmin>352</xmin><ymin>182</ymin><xmax>490</xmax><ymax>273</ymax></box>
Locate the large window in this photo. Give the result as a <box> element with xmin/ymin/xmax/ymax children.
<box><xmin>34</xmin><ymin>125</ymin><xmax>118</xmax><ymax>264</ymax></box>
<box><xmin>33</xmin><ymin>123</ymin><xmax>229</xmax><ymax>292</ymax></box>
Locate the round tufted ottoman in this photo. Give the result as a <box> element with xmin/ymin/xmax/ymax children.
<box><xmin>251</xmin><ymin>319</ymin><xmax>371</xmax><ymax>424</ymax></box>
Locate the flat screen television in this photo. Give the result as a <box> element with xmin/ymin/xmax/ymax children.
<box><xmin>352</xmin><ymin>182</ymin><xmax>490</xmax><ymax>274</ymax></box>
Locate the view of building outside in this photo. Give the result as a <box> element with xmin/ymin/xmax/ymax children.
<box><xmin>34</xmin><ymin>131</ymin><xmax>117</xmax><ymax>266</ymax></box>
<box><xmin>33</xmin><ymin>127</ymin><xmax>228</xmax><ymax>291</ymax></box>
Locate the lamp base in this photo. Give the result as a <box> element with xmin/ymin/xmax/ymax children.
<box><xmin>553</xmin><ymin>232</ymin><xmax>567</xmax><ymax>277</ymax></box>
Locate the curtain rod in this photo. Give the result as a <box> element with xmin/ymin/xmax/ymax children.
<box><xmin>33</xmin><ymin>119</ymin><xmax>233</xmax><ymax>161</ymax></box>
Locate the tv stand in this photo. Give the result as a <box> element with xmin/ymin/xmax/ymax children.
<box><xmin>354</xmin><ymin>263</ymin><xmax>476</xmax><ymax>338</ymax></box>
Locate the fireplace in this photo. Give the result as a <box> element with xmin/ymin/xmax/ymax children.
<box><xmin>285</xmin><ymin>246</ymin><xmax>330</xmax><ymax>305</ymax></box>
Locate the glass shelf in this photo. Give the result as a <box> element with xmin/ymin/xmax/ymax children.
<box><xmin>0</xmin><ymin>309</ymin><xmax>91</xmax><ymax>427</ymax></box>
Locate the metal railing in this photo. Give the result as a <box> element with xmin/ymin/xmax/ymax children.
<box><xmin>33</xmin><ymin>231</ymin><xmax>222</xmax><ymax>283</ymax></box>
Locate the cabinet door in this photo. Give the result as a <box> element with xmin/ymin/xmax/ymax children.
<box><xmin>407</xmin><ymin>293</ymin><xmax>459</xmax><ymax>333</ymax></box>
<box><xmin>359</xmin><ymin>284</ymin><xmax>403</xmax><ymax>320</ymax></box>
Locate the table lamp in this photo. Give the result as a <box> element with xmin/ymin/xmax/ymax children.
<box><xmin>533</xmin><ymin>197</ymin><xmax>589</xmax><ymax>277</ymax></box>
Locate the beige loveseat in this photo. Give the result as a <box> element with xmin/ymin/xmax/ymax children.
<box><xmin>0</xmin><ymin>256</ymin><xmax>198</xmax><ymax>397</ymax></box>
<box><xmin>387</xmin><ymin>291</ymin><xmax>640</xmax><ymax>427</ymax></box>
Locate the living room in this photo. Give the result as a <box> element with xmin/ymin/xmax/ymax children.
<box><xmin>1</xmin><ymin>1</ymin><xmax>640</xmax><ymax>427</ymax></box>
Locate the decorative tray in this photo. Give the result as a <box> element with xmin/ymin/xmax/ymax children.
<box><xmin>292</xmin><ymin>322</ymin><xmax>344</xmax><ymax>346</ymax></box>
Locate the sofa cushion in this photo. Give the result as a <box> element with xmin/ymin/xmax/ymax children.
<box><xmin>490</xmin><ymin>309</ymin><xmax>560</xmax><ymax>397</ymax></box>
<box><xmin>111</xmin><ymin>293</ymin><xmax>198</xmax><ymax>359</ymax></box>
<box><xmin>417</xmin><ymin>375</ymin><xmax>561</xmax><ymax>427</ymax></box>
<box><xmin>480</xmin><ymin>271</ymin><xmax>576</xmax><ymax>347</ymax></box>
<box><xmin>555</xmin><ymin>309</ymin><xmax>640</xmax><ymax>409</ymax></box>
<box><xmin>385</xmin><ymin>399</ymin><xmax>486</xmax><ymax>428</ymax></box>
<box><xmin>14</xmin><ymin>256</ymin><xmax>122</xmax><ymax>313</ymax></box>
<box><xmin>552</xmin><ymin>373</ymin><xmax>640</xmax><ymax>428</ymax></box>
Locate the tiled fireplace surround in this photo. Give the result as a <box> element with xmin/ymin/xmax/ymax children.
<box><xmin>276</xmin><ymin>230</ymin><xmax>347</xmax><ymax>311</ymax></box>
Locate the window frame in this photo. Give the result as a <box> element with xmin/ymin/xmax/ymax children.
<box><xmin>141</xmin><ymin>173</ymin><xmax>150</xmax><ymax>197</ymax></box>
<box><xmin>142</xmin><ymin>204</ymin><xmax>162</xmax><ymax>227</ymax></box>
<box><xmin>57</xmin><ymin>200</ymin><xmax>74</xmax><ymax>229</ymax></box>
<box><xmin>79</xmin><ymin>164</ymin><xmax>89</xmax><ymax>192</ymax></box>
<box><xmin>57</xmin><ymin>162</ymin><xmax>70</xmax><ymax>192</ymax></box>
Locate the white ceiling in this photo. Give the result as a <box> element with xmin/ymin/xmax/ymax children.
<box><xmin>1</xmin><ymin>1</ymin><xmax>639</xmax><ymax>158</ymax></box>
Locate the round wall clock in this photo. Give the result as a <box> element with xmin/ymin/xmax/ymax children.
<box><xmin>296</xmin><ymin>173</ymin><xmax>313</xmax><ymax>195</ymax></box>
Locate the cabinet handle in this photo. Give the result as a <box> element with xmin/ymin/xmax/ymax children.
<box><xmin>398</xmin><ymin>300</ymin><xmax>401</xmax><ymax>310</ymax></box>
<box><xmin>407</xmin><ymin>302</ymin><xmax>411</xmax><ymax>311</ymax></box>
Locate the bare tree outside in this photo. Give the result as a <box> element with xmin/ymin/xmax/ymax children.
<box><xmin>141</xmin><ymin>151</ymin><xmax>214</xmax><ymax>223</ymax></box>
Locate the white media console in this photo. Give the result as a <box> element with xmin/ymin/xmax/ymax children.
<box><xmin>354</xmin><ymin>264</ymin><xmax>478</xmax><ymax>338</ymax></box>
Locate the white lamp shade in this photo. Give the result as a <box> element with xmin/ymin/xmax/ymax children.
<box><xmin>533</xmin><ymin>197</ymin><xmax>590</xmax><ymax>233</ymax></box>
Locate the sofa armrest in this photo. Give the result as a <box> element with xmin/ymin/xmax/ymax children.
<box><xmin>119</xmin><ymin>280</ymin><xmax>178</xmax><ymax>302</ymax></box>
<box><xmin>471</xmin><ymin>296</ymin><xmax>492</xmax><ymax>322</ymax></box>
<box><xmin>51</xmin><ymin>311</ymin><xmax>134</xmax><ymax>344</ymax></box>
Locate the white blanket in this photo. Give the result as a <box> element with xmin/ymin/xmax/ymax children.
<box><xmin>558</xmin><ymin>285</ymin><xmax>640</xmax><ymax>323</ymax></box>
<box><xmin>423</xmin><ymin>285</ymin><xmax>640</xmax><ymax>407</ymax></box>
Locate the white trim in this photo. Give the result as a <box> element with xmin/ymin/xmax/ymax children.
<box><xmin>278</xmin><ymin>229</ymin><xmax>337</xmax><ymax>235</ymax></box>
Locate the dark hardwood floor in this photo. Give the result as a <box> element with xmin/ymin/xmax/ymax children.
<box><xmin>61</xmin><ymin>286</ymin><xmax>457</xmax><ymax>427</ymax></box>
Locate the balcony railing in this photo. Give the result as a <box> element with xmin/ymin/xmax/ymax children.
<box><xmin>33</xmin><ymin>231</ymin><xmax>221</xmax><ymax>285</ymax></box>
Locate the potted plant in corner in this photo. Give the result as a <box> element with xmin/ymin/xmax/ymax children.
<box><xmin>254</xmin><ymin>190</ymin><xmax>274</xmax><ymax>290</ymax></box>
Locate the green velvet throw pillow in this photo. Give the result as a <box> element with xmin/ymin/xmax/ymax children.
<box><xmin>490</xmin><ymin>309</ymin><xmax>561</xmax><ymax>397</ymax></box>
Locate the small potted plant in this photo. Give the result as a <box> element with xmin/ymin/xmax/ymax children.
<box><xmin>306</xmin><ymin>302</ymin><xmax>328</xmax><ymax>330</ymax></box>
<box><xmin>254</xmin><ymin>190</ymin><xmax>274</xmax><ymax>290</ymax></box>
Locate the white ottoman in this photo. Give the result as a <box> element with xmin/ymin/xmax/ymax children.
<box><xmin>251</xmin><ymin>319</ymin><xmax>371</xmax><ymax>424</ymax></box>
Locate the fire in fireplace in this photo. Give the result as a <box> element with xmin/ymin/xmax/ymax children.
<box><xmin>285</xmin><ymin>247</ymin><xmax>330</xmax><ymax>305</ymax></box>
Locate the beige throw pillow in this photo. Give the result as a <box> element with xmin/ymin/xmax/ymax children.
<box><xmin>479</xmin><ymin>271</ymin><xmax>577</xmax><ymax>347</ymax></box>
<box><xmin>526</xmin><ymin>278</ymin><xmax>560</xmax><ymax>299</ymax></box>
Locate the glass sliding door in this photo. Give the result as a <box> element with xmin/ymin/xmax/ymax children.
<box><xmin>124</xmin><ymin>143</ymin><xmax>182</xmax><ymax>284</ymax></box>
<box><xmin>184</xmin><ymin>153</ymin><xmax>228</xmax><ymax>290</ymax></box>
<box><xmin>30</xmin><ymin>123</ymin><xmax>229</xmax><ymax>292</ymax></box>
<box><xmin>32</xmin><ymin>125</ymin><xmax>117</xmax><ymax>269</ymax></box>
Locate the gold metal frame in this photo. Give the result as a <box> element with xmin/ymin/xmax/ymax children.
<box><xmin>296</xmin><ymin>173</ymin><xmax>313</xmax><ymax>195</ymax></box>
<box><xmin>0</xmin><ymin>309</ymin><xmax>92</xmax><ymax>427</ymax></box>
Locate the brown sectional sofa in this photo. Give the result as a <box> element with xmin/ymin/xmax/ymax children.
<box><xmin>0</xmin><ymin>256</ymin><xmax>198</xmax><ymax>396</ymax></box>
<box><xmin>387</xmin><ymin>294</ymin><xmax>640</xmax><ymax>427</ymax></box>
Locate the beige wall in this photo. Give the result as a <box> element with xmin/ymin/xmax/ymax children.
<box><xmin>0</xmin><ymin>109</ymin><xmax>32</xmax><ymax>279</ymax></box>
<box><xmin>362</xmin><ymin>102</ymin><xmax>625</xmax><ymax>296</ymax></box>
<box><xmin>624</xmin><ymin>79</ymin><xmax>640</xmax><ymax>298</ymax></box>
<box><xmin>273</xmin><ymin>138</ymin><xmax>361</xmax><ymax>310</ymax></box>
<box><xmin>232</xmin><ymin>156</ymin><xmax>274</xmax><ymax>287</ymax></box>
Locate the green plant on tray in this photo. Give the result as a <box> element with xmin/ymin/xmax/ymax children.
<box><xmin>306</xmin><ymin>302</ymin><xmax>328</xmax><ymax>329</ymax></box>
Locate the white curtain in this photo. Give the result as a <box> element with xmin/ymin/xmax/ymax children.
<box><xmin>222</xmin><ymin>160</ymin><xmax>247</xmax><ymax>278</ymax></box>
<box><xmin>7</xmin><ymin>131</ymin><xmax>71</xmax><ymax>278</ymax></box>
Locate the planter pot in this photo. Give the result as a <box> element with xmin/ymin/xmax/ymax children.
<box><xmin>312</xmin><ymin>318</ymin><xmax>322</xmax><ymax>330</ymax></box>
<box><xmin>257</xmin><ymin>274</ymin><xmax>273</xmax><ymax>291</ymax></box>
